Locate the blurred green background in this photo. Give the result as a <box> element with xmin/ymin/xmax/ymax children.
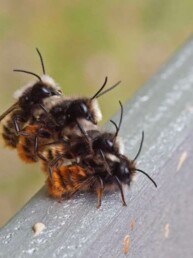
<box><xmin>0</xmin><ymin>1</ymin><xmax>192</xmax><ymax>227</ymax></box>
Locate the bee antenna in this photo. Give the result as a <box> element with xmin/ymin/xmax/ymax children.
<box><xmin>13</xmin><ymin>69</ymin><xmax>42</xmax><ymax>82</ymax></box>
<box><xmin>110</xmin><ymin>119</ymin><xmax>119</xmax><ymax>134</ymax></box>
<box><xmin>135</xmin><ymin>168</ymin><xmax>157</xmax><ymax>188</ymax></box>
<box><xmin>90</xmin><ymin>76</ymin><xmax>108</xmax><ymax>100</ymax></box>
<box><xmin>110</xmin><ymin>100</ymin><xmax>123</xmax><ymax>137</ymax></box>
<box><xmin>96</xmin><ymin>80</ymin><xmax>121</xmax><ymax>99</ymax></box>
<box><xmin>133</xmin><ymin>131</ymin><xmax>144</xmax><ymax>161</ymax></box>
<box><xmin>116</xmin><ymin>101</ymin><xmax>123</xmax><ymax>136</ymax></box>
<box><xmin>36</xmin><ymin>48</ymin><xmax>46</xmax><ymax>74</ymax></box>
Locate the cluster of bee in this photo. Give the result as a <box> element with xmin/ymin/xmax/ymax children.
<box><xmin>0</xmin><ymin>49</ymin><xmax>157</xmax><ymax>208</ymax></box>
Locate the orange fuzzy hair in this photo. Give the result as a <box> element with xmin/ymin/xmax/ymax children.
<box><xmin>47</xmin><ymin>165</ymin><xmax>92</xmax><ymax>199</ymax></box>
<box><xmin>17</xmin><ymin>124</ymin><xmax>40</xmax><ymax>163</ymax></box>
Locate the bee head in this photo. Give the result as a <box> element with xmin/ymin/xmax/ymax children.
<box><xmin>92</xmin><ymin>101</ymin><xmax>124</xmax><ymax>155</ymax></box>
<box><xmin>107</xmin><ymin>131</ymin><xmax>157</xmax><ymax>188</ymax></box>
<box><xmin>14</xmin><ymin>48</ymin><xmax>62</xmax><ymax>107</ymax></box>
<box><xmin>66</xmin><ymin>98</ymin><xmax>101</xmax><ymax>125</ymax></box>
<box><xmin>31</xmin><ymin>76</ymin><xmax>61</xmax><ymax>100</ymax></box>
<box><xmin>110</xmin><ymin>155</ymin><xmax>136</xmax><ymax>185</ymax></box>
<box><xmin>92</xmin><ymin>132</ymin><xmax>122</xmax><ymax>155</ymax></box>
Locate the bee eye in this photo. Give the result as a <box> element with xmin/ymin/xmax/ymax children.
<box><xmin>80</xmin><ymin>103</ymin><xmax>88</xmax><ymax>114</ymax></box>
<box><xmin>120</xmin><ymin>163</ymin><xmax>130</xmax><ymax>175</ymax></box>
<box><xmin>41</xmin><ymin>87</ymin><xmax>52</xmax><ymax>95</ymax></box>
<box><xmin>124</xmin><ymin>167</ymin><xmax>130</xmax><ymax>175</ymax></box>
<box><xmin>104</xmin><ymin>139</ymin><xmax>113</xmax><ymax>149</ymax></box>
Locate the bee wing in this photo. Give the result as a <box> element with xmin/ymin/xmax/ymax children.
<box><xmin>0</xmin><ymin>101</ymin><xmax>19</xmax><ymax>121</ymax></box>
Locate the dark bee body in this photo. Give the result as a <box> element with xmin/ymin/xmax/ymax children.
<box><xmin>36</xmin><ymin>96</ymin><xmax>101</xmax><ymax>138</ymax></box>
<box><xmin>0</xmin><ymin>49</ymin><xmax>62</xmax><ymax>148</ymax></box>
<box><xmin>39</xmin><ymin>128</ymin><xmax>120</xmax><ymax>176</ymax></box>
<box><xmin>32</xmin><ymin>77</ymin><xmax>120</xmax><ymax>140</ymax></box>
<box><xmin>47</xmin><ymin>146</ymin><xmax>157</xmax><ymax>208</ymax></box>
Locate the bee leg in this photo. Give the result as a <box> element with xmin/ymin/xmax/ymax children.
<box><xmin>96</xmin><ymin>177</ymin><xmax>104</xmax><ymax>209</ymax></box>
<box><xmin>38</xmin><ymin>104</ymin><xmax>49</xmax><ymax>113</ymax></box>
<box><xmin>34</xmin><ymin>134</ymin><xmax>39</xmax><ymax>155</ymax></box>
<box><xmin>34</xmin><ymin>133</ymin><xmax>43</xmax><ymax>162</ymax></box>
<box><xmin>37</xmin><ymin>152</ymin><xmax>47</xmax><ymax>162</ymax></box>
<box><xmin>50</xmin><ymin>154</ymin><xmax>64</xmax><ymax>170</ymax></box>
<box><xmin>13</xmin><ymin>116</ymin><xmax>28</xmax><ymax>136</ymax></box>
<box><xmin>37</xmin><ymin>152</ymin><xmax>53</xmax><ymax>178</ymax></box>
<box><xmin>114</xmin><ymin>176</ymin><xmax>127</xmax><ymax>206</ymax></box>
<box><xmin>47</xmin><ymin>155</ymin><xmax>64</xmax><ymax>179</ymax></box>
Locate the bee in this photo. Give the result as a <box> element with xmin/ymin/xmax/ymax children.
<box><xmin>45</xmin><ymin>102</ymin><xmax>157</xmax><ymax>207</ymax></box>
<box><xmin>35</xmin><ymin>77</ymin><xmax>121</xmax><ymax>138</ymax></box>
<box><xmin>0</xmin><ymin>48</ymin><xmax>62</xmax><ymax>148</ymax></box>
<box><xmin>46</xmin><ymin>132</ymin><xmax>157</xmax><ymax>208</ymax></box>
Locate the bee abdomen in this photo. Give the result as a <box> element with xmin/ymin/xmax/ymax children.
<box><xmin>2</xmin><ymin>124</ymin><xmax>18</xmax><ymax>148</ymax></box>
<box><xmin>17</xmin><ymin>137</ymin><xmax>37</xmax><ymax>163</ymax></box>
<box><xmin>47</xmin><ymin>165</ymin><xmax>89</xmax><ymax>199</ymax></box>
<box><xmin>40</xmin><ymin>144</ymin><xmax>69</xmax><ymax>174</ymax></box>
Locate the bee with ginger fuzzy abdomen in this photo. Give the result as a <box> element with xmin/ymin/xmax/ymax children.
<box><xmin>0</xmin><ymin>48</ymin><xmax>62</xmax><ymax>149</ymax></box>
<box><xmin>47</xmin><ymin>132</ymin><xmax>157</xmax><ymax>208</ymax></box>
<box><xmin>35</xmin><ymin>77</ymin><xmax>121</xmax><ymax>138</ymax></box>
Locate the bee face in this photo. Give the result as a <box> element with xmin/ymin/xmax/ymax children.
<box><xmin>31</xmin><ymin>83</ymin><xmax>59</xmax><ymax>98</ymax></box>
<box><xmin>111</xmin><ymin>156</ymin><xmax>136</xmax><ymax>185</ymax></box>
<box><xmin>66</xmin><ymin>99</ymin><xmax>100</xmax><ymax>125</ymax></box>
<box><xmin>19</xmin><ymin>79</ymin><xmax>62</xmax><ymax>108</ymax></box>
<box><xmin>92</xmin><ymin>133</ymin><xmax>117</xmax><ymax>154</ymax></box>
<box><xmin>40</xmin><ymin>75</ymin><xmax>62</xmax><ymax>96</ymax></box>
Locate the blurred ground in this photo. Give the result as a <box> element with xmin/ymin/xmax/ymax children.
<box><xmin>0</xmin><ymin>1</ymin><xmax>193</xmax><ymax>227</ymax></box>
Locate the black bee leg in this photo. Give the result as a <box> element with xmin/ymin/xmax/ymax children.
<box><xmin>34</xmin><ymin>133</ymin><xmax>43</xmax><ymax>162</ymax></box>
<box><xmin>47</xmin><ymin>155</ymin><xmax>64</xmax><ymax>179</ymax></box>
<box><xmin>37</xmin><ymin>152</ymin><xmax>53</xmax><ymax>178</ymax></box>
<box><xmin>48</xmin><ymin>166</ymin><xmax>54</xmax><ymax>179</ymax></box>
<box><xmin>114</xmin><ymin>176</ymin><xmax>127</xmax><ymax>206</ymax></box>
<box><xmin>96</xmin><ymin>177</ymin><xmax>104</xmax><ymax>209</ymax></box>
<box><xmin>50</xmin><ymin>155</ymin><xmax>64</xmax><ymax>169</ymax></box>
<box><xmin>13</xmin><ymin>117</ymin><xmax>28</xmax><ymax>136</ymax></box>
<box><xmin>37</xmin><ymin>152</ymin><xmax>54</xmax><ymax>179</ymax></box>
<box><xmin>39</xmin><ymin>104</ymin><xmax>49</xmax><ymax>113</ymax></box>
<box><xmin>37</xmin><ymin>152</ymin><xmax>47</xmax><ymax>162</ymax></box>
<box><xmin>34</xmin><ymin>134</ymin><xmax>39</xmax><ymax>155</ymax></box>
